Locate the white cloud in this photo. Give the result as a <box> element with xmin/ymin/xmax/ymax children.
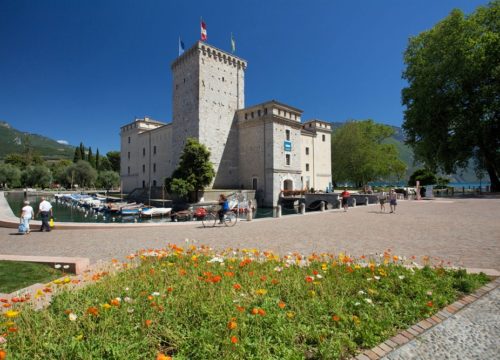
<box><xmin>57</xmin><ymin>140</ymin><xmax>69</xmax><ymax>145</ymax></box>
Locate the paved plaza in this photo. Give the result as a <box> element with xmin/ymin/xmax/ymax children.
<box><xmin>1</xmin><ymin>197</ymin><xmax>499</xmax><ymax>271</ymax></box>
<box><xmin>1</xmin><ymin>196</ymin><xmax>499</xmax><ymax>359</ymax></box>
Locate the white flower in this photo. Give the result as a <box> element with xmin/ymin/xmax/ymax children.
<box><xmin>127</xmin><ymin>308</ymin><xmax>134</xmax><ymax>314</ymax></box>
<box><xmin>208</xmin><ymin>257</ymin><xmax>224</xmax><ymax>263</ymax></box>
<box><xmin>316</xmin><ymin>274</ymin><xmax>323</xmax><ymax>279</ymax></box>
<box><xmin>114</xmin><ymin>297</ymin><xmax>122</xmax><ymax>302</ymax></box>
<box><xmin>151</xmin><ymin>292</ymin><xmax>160</xmax><ymax>296</ymax></box>
<box><xmin>274</xmin><ymin>266</ymin><xmax>283</xmax><ymax>272</ymax></box>
<box><xmin>54</xmin><ymin>264</ymin><xmax>62</xmax><ymax>269</ymax></box>
<box><xmin>374</xmin><ymin>276</ymin><xmax>381</xmax><ymax>280</ymax></box>
<box><xmin>0</xmin><ymin>335</ymin><xmax>7</xmax><ymax>344</ymax></box>
<box><xmin>365</xmin><ymin>298</ymin><xmax>373</xmax><ymax>304</ymax></box>
<box><xmin>354</xmin><ymin>302</ymin><xmax>360</xmax><ymax>306</ymax></box>
<box><xmin>426</xmin><ymin>291</ymin><xmax>433</xmax><ymax>296</ymax></box>
<box><xmin>63</xmin><ymin>265</ymin><xmax>70</xmax><ymax>269</ymax></box>
<box><xmin>398</xmin><ymin>275</ymin><xmax>405</xmax><ymax>280</ymax></box>
<box><xmin>367</xmin><ymin>278</ymin><xmax>373</xmax><ymax>281</ymax></box>
<box><xmin>125</xmin><ymin>287</ymin><xmax>129</xmax><ymax>291</ymax></box>
<box><xmin>68</xmin><ymin>313</ymin><xmax>77</xmax><ymax>321</ymax></box>
<box><xmin>358</xmin><ymin>290</ymin><xmax>366</xmax><ymax>295</ymax></box>
<box><xmin>124</xmin><ymin>297</ymin><xmax>132</xmax><ymax>303</ymax></box>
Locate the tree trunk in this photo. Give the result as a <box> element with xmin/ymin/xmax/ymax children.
<box><xmin>485</xmin><ymin>162</ymin><xmax>500</xmax><ymax>192</ymax></box>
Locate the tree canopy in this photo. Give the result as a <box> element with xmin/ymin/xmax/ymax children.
<box><xmin>165</xmin><ymin>138</ymin><xmax>215</xmax><ymax>201</ymax></box>
<box><xmin>402</xmin><ymin>1</ymin><xmax>500</xmax><ymax>191</ymax></box>
<box><xmin>331</xmin><ymin>120</ymin><xmax>406</xmax><ymax>186</ymax></box>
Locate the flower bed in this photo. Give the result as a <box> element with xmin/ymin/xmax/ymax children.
<box><xmin>0</xmin><ymin>246</ymin><xmax>489</xmax><ymax>359</ymax></box>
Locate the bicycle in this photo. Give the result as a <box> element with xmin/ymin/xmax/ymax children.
<box><xmin>202</xmin><ymin>207</ymin><xmax>237</xmax><ymax>227</ymax></box>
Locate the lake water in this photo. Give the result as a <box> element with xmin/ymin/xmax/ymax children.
<box><xmin>5</xmin><ymin>192</ymin><xmax>293</xmax><ymax>224</ymax></box>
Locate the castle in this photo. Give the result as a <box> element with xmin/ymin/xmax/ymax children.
<box><xmin>120</xmin><ymin>41</ymin><xmax>332</xmax><ymax>207</ymax></box>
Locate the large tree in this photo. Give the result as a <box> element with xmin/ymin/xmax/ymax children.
<box><xmin>96</xmin><ymin>170</ymin><xmax>120</xmax><ymax>190</ymax></box>
<box><xmin>402</xmin><ymin>1</ymin><xmax>500</xmax><ymax>191</ymax></box>
<box><xmin>331</xmin><ymin>120</ymin><xmax>406</xmax><ymax>186</ymax></box>
<box><xmin>165</xmin><ymin>138</ymin><xmax>215</xmax><ymax>201</ymax></box>
<box><xmin>106</xmin><ymin>151</ymin><xmax>121</xmax><ymax>173</ymax></box>
<box><xmin>65</xmin><ymin>160</ymin><xmax>97</xmax><ymax>189</ymax></box>
<box><xmin>21</xmin><ymin>165</ymin><xmax>53</xmax><ymax>188</ymax></box>
<box><xmin>0</xmin><ymin>164</ymin><xmax>21</xmax><ymax>188</ymax></box>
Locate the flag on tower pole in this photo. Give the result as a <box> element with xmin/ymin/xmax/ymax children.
<box><xmin>200</xmin><ymin>19</ymin><xmax>207</xmax><ymax>41</ymax></box>
<box><xmin>231</xmin><ymin>33</ymin><xmax>236</xmax><ymax>53</ymax></box>
<box><xmin>178</xmin><ymin>37</ymin><xmax>185</xmax><ymax>56</ymax></box>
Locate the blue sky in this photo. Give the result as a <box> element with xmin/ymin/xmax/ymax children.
<box><xmin>0</xmin><ymin>0</ymin><xmax>489</xmax><ymax>154</ymax></box>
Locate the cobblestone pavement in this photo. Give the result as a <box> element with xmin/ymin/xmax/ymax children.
<box><xmin>1</xmin><ymin>197</ymin><xmax>499</xmax><ymax>270</ymax></box>
<box><xmin>382</xmin><ymin>286</ymin><xmax>500</xmax><ymax>360</ymax></box>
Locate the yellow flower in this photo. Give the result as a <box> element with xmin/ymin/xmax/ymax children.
<box><xmin>321</xmin><ymin>263</ymin><xmax>328</xmax><ymax>271</ymax></box>
<box><xmin>309</xmin><ymin>290</ymin><xmax>316</xmax><ymax>297</ymax></box>
<box><xmin>286</xmin><ymin>311</ymin><xmax>296</xmax><ymax>319</ymax></box>
<box><xmin>255</xmin><ymin>289</ymin><xmax>267</xmax><ymax>296</ymax></box>
<box><xmin>53</xmin><ymin>279</ymin><xmax>62</xmax><ymax>285</ymax></box>
<box><xmin>63</xmin><ymin>277</ymin><xmax>71</xmax><ymax>284</ymax></box>
<box><xmin>101</xmin><ymin>303</ymin><xmax>112</xmax><ymax>310</ymax></box>
<box><xmin>4</xmin><ymin>310</ymin><xmax>19</xmax><ymax>319</ymax></box>
<box><xmin>354</xmin><ymin>264</ymin><xmax>361</xmax><ymax>270</ymax></box>
<box><xmin>352</xmin><ymin>315</ymin><xmax>361</xmax><ymax>325</ymax></box>
<box><xmin>74</xmin><ymin>334</ymin><xmax>84</xmax><ymax>341</ymax></box>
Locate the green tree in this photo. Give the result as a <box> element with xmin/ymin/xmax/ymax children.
<box><xmin>106</xmin><ymin>151</ymin><xmax>121</xmax><ymax>173</ymax></box>
<box><xmin>4</xmin><ymin>153</ymin><xmax>28</xmax><ymax>168</ymax></box>
<box><xmin>79</xmin><ymin>142</ymin><xmax>85</xmax><ymax>161</ymax></box>
<box><xmin>0</xmin><ymin>164</ymin><xmax>21</xmax><ymax>188</ymax></box>
<box><xmin>73</xmin><ymin>146</ymin><xmax>82</xmax><ymax>163</ymax></box>
<box><xmin>50</xmin><ymin>160</ymin><xmax>72</xmax><ymax>187</ymax></box>
<box><xmin>331</xmin><ymin>120</ymin><xmax>406</xmax><ymax>186</ymax></box>
<box><xmin>95</xmin><ymin>148</ymin><xmax>100</xmax><ymax>171</ymax></box>
<box><xmin>21</xmin><ymin>165</ymin><xmax>52</xmax><ymax>188</ymax></box>
<box><xmin>165</xmin><ymin>138</ymin><xmax>215</xmax><ymax>201</ymax></box>
<box><xmin>402</xmin><ymin>1</ymin><xmax>500</xmax><ymax>191</ymax></box>
<box><xmin>408</xmin><ymin>169</ymin><xmax>437</xmax><ymax>186</ymax></box>
<box><xmin>96</xmin><ymin>170</ymin><xmax>120</xmax><ymax>190</ymax></box>
<box><xmin>65</xmin><ymin>160</ymin><xmax>97</xmax><ymax>189</ymax></box>
<box><xmin>98</xmin><ymin>156</ymin><xmax>112</xmax><ymax>171</ymax></box>
<box><xmin>88</xmin><ymin>147</ymin><xmax>95</xmax><ymax>168</ymax></box>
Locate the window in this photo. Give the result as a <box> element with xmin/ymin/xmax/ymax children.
<box><xmin>153</xmin><ymin>180</ymin><xmax>157</xmax><ymax>187</ymax></box>
<box><xmin>258</xmin><ymin>110</ymin><xmax>261</xmax><ymax>117</ymax></box>
<box><xmin>322</xmin><ymin>134</ymin><xmax>326</xmax><ymax>142</ymax></box>
<box><xmin>153</xmin><ymin>146</ymin><xmax>157</xmax><ymax>155</ymax></box>
<box><xmin>128</xmin><ymin>136</ymin><xmax>130</xmax><ymax>144</ymax></box>
<box><xmin>127</xmin><ymin>166</ymin><xmax>130</xmax><ymax>175</ymax></box>
<box><xmin>252</xmin><ymin>178</ymin><xmax>258</xmax><ymax>190</ymax></box>
<box><xmin>153</xmin><ymin>163</ymin><xmax>156</xmax><ymax>173</ymax></box>
<box><xmin>143</xmin><ymin>148</ymin><xmax>146</xmax><ymax>156</ymax></box>
<box><xmin>142</xmin><ymin>164</ymin><xmax>145</xmax><ymax>173</ymax></box>
<box><xmin>285</xmin><ymin>129</ymin><xmax>291</xmax><ymax>141</ymax></box>
<box><xmin>306</xmin><ymin>163</ymin><xmax>310</xmax><ymax>171</ymax></box>
<box><xmin>128</xmin><ymin>152</ymin><xmax>130</xmax><ymax>160</ymax></box>
<box><xmin>285</xmin><ymin>154</ymin><xmax>291</xmax><ymax>166</ymax></box>
<box><xmin>264</xmin><ymin>108</ymin><xmax>268</xmax><ymax>115</ymax></box>
<box><xmin>245</xmin><ymin>113</ymin><xmax>248</xmax><ymax>120</ymax></box>
<box><xmin>142</xmin><ymin>180</ymin><xmax>145</xmax><ymax>188</ymax></box>
<box><xmin>305</xmin><ymin>147</ymin><xmax>309</xmax><ymax>155</ymax></box>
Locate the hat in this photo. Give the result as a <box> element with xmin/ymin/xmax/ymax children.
<box><xmin>24</xmin><ymin>200</ymin><xmax>30</xmax><ymax>205</ymax></box>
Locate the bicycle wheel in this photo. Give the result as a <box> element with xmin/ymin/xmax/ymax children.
<box><xmin>202</xmin><ymin>213</ymin><xmax>217</xmax><ymax>228</ymax></box>
<box><xmin>224</xmin><ymin>212</ymin><xmax>237</xmax><ymax>227</ymax></box>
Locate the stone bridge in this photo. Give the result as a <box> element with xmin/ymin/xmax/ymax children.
<box><xmin>279</xmin><ymin>192</ymin><xmax>380</xmax><ymax>210</ymax></box>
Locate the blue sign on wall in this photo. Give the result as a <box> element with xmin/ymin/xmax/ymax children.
<box><xmin>284</xmin><ymin>141</ymin><xmax>292</xmax><ymax>152</ymax></box>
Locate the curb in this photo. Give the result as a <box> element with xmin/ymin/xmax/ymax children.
<box><xmin>351</xmin><ymin>277</ymin><xmax>500</xmax><ymax>360</ymax></box>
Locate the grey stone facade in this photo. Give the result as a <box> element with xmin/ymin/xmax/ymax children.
<box><xmin>120</xmin><ymin>41</ymin><xmax>331</xmax><ymax>207</ymax></box>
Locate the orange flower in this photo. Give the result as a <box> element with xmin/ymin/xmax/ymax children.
<box><xmin>235</xmin><ymin>305</ymin><xmax>245</xmax><ymax>312</ymax></box>
<box><xmin>251</xmin><ymin>308</ymin><xmax>259</xmax><ymax>315</ymax></box>
<box><xmin>393</xmin><ymin>255</ymin><xmax>399</xmax><ymax>262</ymax></box>
<box><xmin>211</xmin><ymin>275</ymin><xmax>222</xmax><ymax>283</ymax></box>
<box><xmin>0</xmin><ymin>349</ymin><xmax>6</xmax><ymax>360</ymax></box>
<box><xmin>426</xmin><ymin>301</ymin><xmax>433</xmax><ymax>307</ymax></box>
<box><xmin>233</xmin><ymin>284</ymin><xmax>241</xmax><ymax>290</ymax></box>
<box><xmin>231</xmin><ymin>336</ymin><xmax>238</xmax><ymax>344</ymax></box>
<box><xmin>257</xmin><ymin>308</ymin><xmax>266</xmax><ymax>316</ymax></box>
<box><xmin>145</xmin><ymin>319</ymin><xmax>153</xmax><ymax>327</ymax></box>
<box><xmin>2</xmin><ymin>304</ymin><xmax>11</xmax><ymax>308</ymax></box>
<box><xmin>149</xmin><ymin>269</ymin><xmax>155</xmax><ymax>275</ymax></box>
<box><xmin>86</xmin><ymin>306</ymin><xmax>99</xmax><ymax>316</ymax></box>
<box><xmin>260</xmin><ymin>276</ymin><xmax>267</xmax><ymax>281</ymax></box>
<box><xmin>110</xmin><ymin>299</ymin><xmax>120</xmax><ymax>307</ymax></box>
<box><xmin>227</xmin><ymin>321</ymin><xmax>237</xmax><ymax>330</ymax></box>
<box><xmin>305</xmin><ymin>276</ymin><xmax>314</xmax><ymax>283</ymax></box>
<box><xmin>167</xmin><ymin>287</ymin><xmax>174</xmax><ymax>293</ymax></box>
<box><xmin>278</xmin><ymin>301</ymin><xmax>286</xmax><ymax>309</ymax></box>
<box><xmin>7</xmin><ymin>327</ymin><xmax>17</xmax><ymax>333</ymax></box>
<box><xmin>332</xmin><ymin>315</ymin><xmax>340</xmax><ymax>322</ymax></box>
<box><xmin>156</xmin><ymin>353</ymin><xmax>172</xmax><ymax>360</ymax></box>
<box><xmin>224</xmin><ymin>272</ymin><xmax>234</xmax><ymax>277</ymax></box>
<box><xmin>271</xmin><ymin>279</ymin><xmax>279</xmax><ymax>285</ymax></box>
<box><xmin>148</xmin><ymin>295</ymin><xmax>154</xmax><ymax>301</ymax></box>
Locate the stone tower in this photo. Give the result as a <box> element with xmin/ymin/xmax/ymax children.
<box><xmin>170</xmin><ymin>41</ymin><xmax>247</xmax><ymax>188</ymax></box>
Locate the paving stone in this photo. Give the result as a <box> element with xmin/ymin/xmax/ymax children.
<box><xmin>416</xmin><ymin>320</ymin><xmax>433</xmax><ymax>330</ymax></box>
<box><xmin>364</xmin><ymin>349</ymin><xmax>379</xmax><ymax>360</ymax></box>
<box><xmin>372</xmin><ymin>346</ymin><xmax>387</xmax><ymax>357</ymax></box>
<box><xmin>400</xmin><ymin>330</ymin><xmax>415</xmax><ymax>340</ymax></box>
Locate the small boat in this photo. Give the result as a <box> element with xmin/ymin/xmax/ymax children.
<box><xmin>140</xmin><ymin>207</ymin><xmax>172</xmax><ymax>218</ymax></box>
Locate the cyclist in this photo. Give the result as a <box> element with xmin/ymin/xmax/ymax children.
<box><xmin>218</xmin><ymin>194</ymin><xmax>229</xmax><ymax>223</ymax></box>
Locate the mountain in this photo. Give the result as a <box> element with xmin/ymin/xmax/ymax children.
<box><xmin>0</xmin><ymin>121</ymin><xmax>75</xmax><ymax>160</ymax></box>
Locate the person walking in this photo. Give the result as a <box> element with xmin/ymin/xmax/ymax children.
<box><xmin>37</xmin><ymin>197</ymin><xmax>53</xmax><ymax>232</ymax></box>
<box><xmin>20</xmin><ymin>200</ymin><xmax>34</xmax><ymax>234</ymax></box>
<box><xmin>389</xmin><ymin>189</ymin><xmax>398</xmax><ymax>213</ymax></box>
<box><xmin>341</xmin><ymin>188</ymin><xmax>350</xmax><ymax>212</ymax></box>
<box><xmin>378</xmin><ymin>191</ymin><xmax>387</xmax><ymax>213</ymax></box>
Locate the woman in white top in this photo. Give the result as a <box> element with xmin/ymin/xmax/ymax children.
<box><xmin>20</xmin><ymin>200</ymin><xmax>34</xmax><ymax>234</ymax></box>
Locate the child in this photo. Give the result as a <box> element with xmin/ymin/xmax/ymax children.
<box><xmin>378</xmin><ymin>192</ymin><xmax>387</xmax><ymax>213</ymax></box>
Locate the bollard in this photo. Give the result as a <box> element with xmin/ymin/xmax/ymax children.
<box><xmin>275</xmin><ymin>205</ymin><xmax>282</xmax><ymax>218</ymax></box>
<box><xmin>320</xmin><ymin>201</ymin><xmax>325</xmax><ymax>212</ymax></box>
<box><xmin>300</xmin><ymin>203</ymin><xmax>306</xmax><ymax>214</ymax></box>
<box><xmin>338</xmin><ymin>200</ymin><xmax>342</xmax><ymax>209</ymax></box>
<box><xmin>365</xmin><ymin>197</ymin><xmax>369</xmax><ymax>205</ymax></box>
<box><xmin>246</xmin><ymin>209</ymin><xmax>252</xmax><ymax>221</ymax></box>
<box><xmin>352</xmin><ymin>198</ymin><xmax>356</xmax><ymax>207</ymax></box>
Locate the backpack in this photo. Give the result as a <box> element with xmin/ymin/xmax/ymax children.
<box><xmin>18</xmin><ymin>222</ymin><xmax>27</xmax><ymax>234</ymax></box>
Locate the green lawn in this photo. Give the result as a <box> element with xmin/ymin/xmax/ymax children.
<box><xmin>0</xmin><ymin>261</ymin><xmax>64</xmax><ymax>293</ymax></box>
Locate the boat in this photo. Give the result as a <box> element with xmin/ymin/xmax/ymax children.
<box><xmin>140</xmin><ymin>207</ymin><xmax>172</xmax><ymax>218</ymax></box>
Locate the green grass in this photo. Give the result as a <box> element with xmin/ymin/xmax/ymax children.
<box><xmin>0</xmin><ymin>261</ymin><xmax>64</xmax><ymax>293</ymax></box>
<box><xmin>0</xmin><ymin>247</ymin><xmax>490</xmax><ymax>359</ymax></box>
